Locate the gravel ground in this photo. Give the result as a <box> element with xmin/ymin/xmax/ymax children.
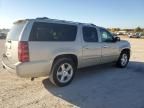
<box><xmin>0</xmin><ymin>37</ymin><xmax>144</xmax><ymax>108</ymax></box>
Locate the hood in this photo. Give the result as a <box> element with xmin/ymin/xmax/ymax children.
<box><xmin>118</xmin><ymin>40</ymin><xmax>131</xmax><ymax>49</ymax></box>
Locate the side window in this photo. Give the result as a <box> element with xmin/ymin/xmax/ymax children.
<box><xmin>29</xmin><ymin>22</ymin><xmax>77</xmax><ymax>41</ymax></box>
<box><xmin>100</xmin><ymin>28</ymin><xmax>114</xmax><ymax>42</ymax></box>
<box><xmin>83</xmin><ymin>27</ymin><xmax>98</xmax><ymax>42</ymax></box>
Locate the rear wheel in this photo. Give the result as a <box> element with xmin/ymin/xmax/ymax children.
<box><xmin>116</xmin><ymin>51</ymin><xmax>129</xmax><ymax>68</ymax></box>
<box><xmin>49</xmin><ymin>58</ymin><xmax>76</xmax><ymax>87</ymax></box>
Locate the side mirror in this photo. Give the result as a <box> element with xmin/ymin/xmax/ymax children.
<box><xmin>114</xmin><ymin>37</ymin><xmax>120</xmax><ymax>42</ymax></box>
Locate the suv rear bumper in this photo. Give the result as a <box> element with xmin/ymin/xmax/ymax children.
<box><xmin>2</xmin><ymin>56</ymin><xmax>52</xmax><ymax>78</ymax></box>
<box><xmin>2</xmin><ymin>60</ymin><xmax>16</xmax><ymax>73</ymax></box>
<box><xmin>2</xmin><ymin>54</ymin><xmax>16</xmax><ymax>73</ymax></box>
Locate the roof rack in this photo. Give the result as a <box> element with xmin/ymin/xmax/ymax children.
<box><xmin>35</xmin><ymin>17</ymin><xmax>97</xmax><ymax>26</ymax></box>
<box><xmin>90</xmin><ymin>24</ymin><xmax>96</xmax><ymax>26</ymax></box>
<box><xmin>36</xmin><ymin>17</ymin><xmax>49</xmax><ymax>20</ymax></box>
<box><xmin>13</xmin><ymin>19</ymin><xmax>27</xmax><ymax>24</ymax></box>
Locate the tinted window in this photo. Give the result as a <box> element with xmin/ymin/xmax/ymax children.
<box><xmin>83</xmin><ymin>27</ymin><xmax>98</xmax><ymax>42</ymax></box>
<box><xmin>100</xmin><ymin>28</ymin><xmax>114</xmax><ymax>42</ymax></box>
<box><xmin>29</xmin><ymin>22</ymin><xmax>77</xmax><ymax>41</ymax></box>
<box><xmin>7</xmin><ymin>22</ymin><xmax>25</xmax><ymax>41</ymax></box>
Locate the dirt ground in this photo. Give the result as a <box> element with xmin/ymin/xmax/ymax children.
<box><xmin>0</xmin><ymin>37</ymin><xmax>144</xmax><ymax>108</ymax></box>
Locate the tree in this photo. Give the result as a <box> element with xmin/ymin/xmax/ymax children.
<box><xmin>108</xmin><ymin>28</ymin><xmax>121</xmax><ymax>32</ymax></box>
<box><xmin>134</xmin><ymin>27</ymin><xmax>142</xmax><ymax>32</ymax></box>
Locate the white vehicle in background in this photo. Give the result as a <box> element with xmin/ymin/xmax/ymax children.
<box><xmin>139</xmin><ymin>32</ymin><xmax>144</xmax><ymax>37</ymax></box>
<box><xmin>117</xmin><ymin>31</ymin><xmax>127</xmax><ymax>35</ymax></box>
<box><xmin>128</xmin><ymin>32</ymin><xmax>142</xmax><ymax>38</ymax></box>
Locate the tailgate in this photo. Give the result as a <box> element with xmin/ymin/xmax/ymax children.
<box><xmin>4</xmin><ymin>22</ymin><xmax>27</xmax><ymax>64</ymax></box>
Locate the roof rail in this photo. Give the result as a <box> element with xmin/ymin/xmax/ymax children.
<box><xmin>90</xmin><ymin>24</ymin><xmax>96</xmax><ymax>26</ymax></box>
<box><xmin>35</xmin><ymin>17</ymin><xmax>96</xmax><ymax>25</ymax></box>
<box><xmin>13</xmin><ymin>19</ymin><xmax>27</xmax><ymax>24</ymax></box>
<box><xmin>36</xmin><ymin>17</ymin><xmax>49</xmax><ymax>19</ymax></box>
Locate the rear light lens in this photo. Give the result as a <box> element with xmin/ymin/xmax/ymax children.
<box><xmin>18</xmin><ymin>41</ymin><xmax>29</xmax><ymax>62</ymax></box>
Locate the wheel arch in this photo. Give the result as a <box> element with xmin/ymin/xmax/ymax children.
<box><xmin>51</xmin><ymin>54</ymin><xmax>78</xmax><ymax>70</ymax></box>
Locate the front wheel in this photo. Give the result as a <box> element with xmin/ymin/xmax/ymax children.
<box><xmin>116</xmin><ymin>52</ymin><xmax>129</xmax><ymax>68</ymax></box>
<box><xmin>49</xmin><ymin>58</ymin><xmax>76</xmax><ymax>87</ymax></box>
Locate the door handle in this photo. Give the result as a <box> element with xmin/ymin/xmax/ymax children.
<box><xmin>103</xmin><ymin>45</ymin><xmax>109</xmax><ymax>48</ymax></box>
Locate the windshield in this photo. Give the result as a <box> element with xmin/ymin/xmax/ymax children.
<box><xmin>7</xmin><ymin>22</ymin><xmax>26</xmax><ymax>41</ymax></box>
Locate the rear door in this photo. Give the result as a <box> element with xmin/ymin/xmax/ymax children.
<box><xmin>82</xmin><ymin>26</ymin><xmax>102</xmax><ymax>67</ymax></box>
<box><xmin>4</xmin><ymin>22</ymin><xmax>27</xmax><ymax>64</ymax></box>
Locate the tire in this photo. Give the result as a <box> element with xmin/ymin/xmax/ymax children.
<box><xmin>116</xmin><ymin>51</ymin><xmax>129</xmax><ymax>68</ymax></box>
<box><xmin>49</xmin><ymin>58</ymin><xmax>76</xmax><ymax>87</ymax></box>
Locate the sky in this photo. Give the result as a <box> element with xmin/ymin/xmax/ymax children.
<box><xmin>0</xmin><ymin>0</ymin><xmax>144</xmax><ymax>29</ymax></box>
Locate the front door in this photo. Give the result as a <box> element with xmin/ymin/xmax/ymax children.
<box><xmin>99</xmin><ymin>28</ymin><xmax>119</xmax><ymax>63</ymax></box>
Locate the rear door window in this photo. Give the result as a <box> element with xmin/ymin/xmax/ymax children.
<box><xmin>29</xmin><ymin>22</ymin><xmax>77</xmax><ymax>41</ymax></box>
<box><xmin>83</xmin><ymin>26</ymin><xmax>98</xmax><ymax>42</ymax></box>
<box><xmin>7</xmin><ymin>22</ymin><xmax>26</xmax><ymax>41</ymax></box>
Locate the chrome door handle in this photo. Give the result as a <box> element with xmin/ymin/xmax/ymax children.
<box><xmin>103</xmin><ymin>45</ymin><xmax>109</xmax><ymax>48</ymax></box>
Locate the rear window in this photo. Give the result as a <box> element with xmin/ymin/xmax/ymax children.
<box><xmin>7</xmin><ymin>22</ymin><xmax>25</xmax><ymax>41</ymax></box>
<box><xmin>29</xmin><ymin>22</ymin><xmax>77</xmax><ymax>41</ymax></box>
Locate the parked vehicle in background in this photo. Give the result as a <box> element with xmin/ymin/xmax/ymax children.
<box><xmin>128</xmin><ymin>32</ymin><xmax>142</xmax><ymax>38</ymax></box>
<box><xmin>0</xmin><ymin>33</ymin><xmax>6</xmax><ymax>39</ymax></box>
<box><xmin>116</xmin><ymin>31</ymin><xmax>127</xmax><ymax>35</ymax></box>
<box><xmin>2</xmin><ymin>17</ymin><xmax>131</xmax><ymax>87</ymax></box>
<box><xmin>112</xmin><ymin>33</ymin><xmax>118</xmax><ymax>37</ymax></box>
<box><xmin>139</xmin><ymin>32</ymin><xmax>144</xmax><ymax>37</ymax></box>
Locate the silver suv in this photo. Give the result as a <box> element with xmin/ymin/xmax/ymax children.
<box><xmin>2</xmin><ymin>18</ymin><xmax>131</xmax><ymax>87</ymax></box>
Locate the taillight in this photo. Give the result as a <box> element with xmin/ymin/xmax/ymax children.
<box><xmin>18</xmin><ymin>41</ymin><xmax>29</xmax><ymax>62</ymax></box>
